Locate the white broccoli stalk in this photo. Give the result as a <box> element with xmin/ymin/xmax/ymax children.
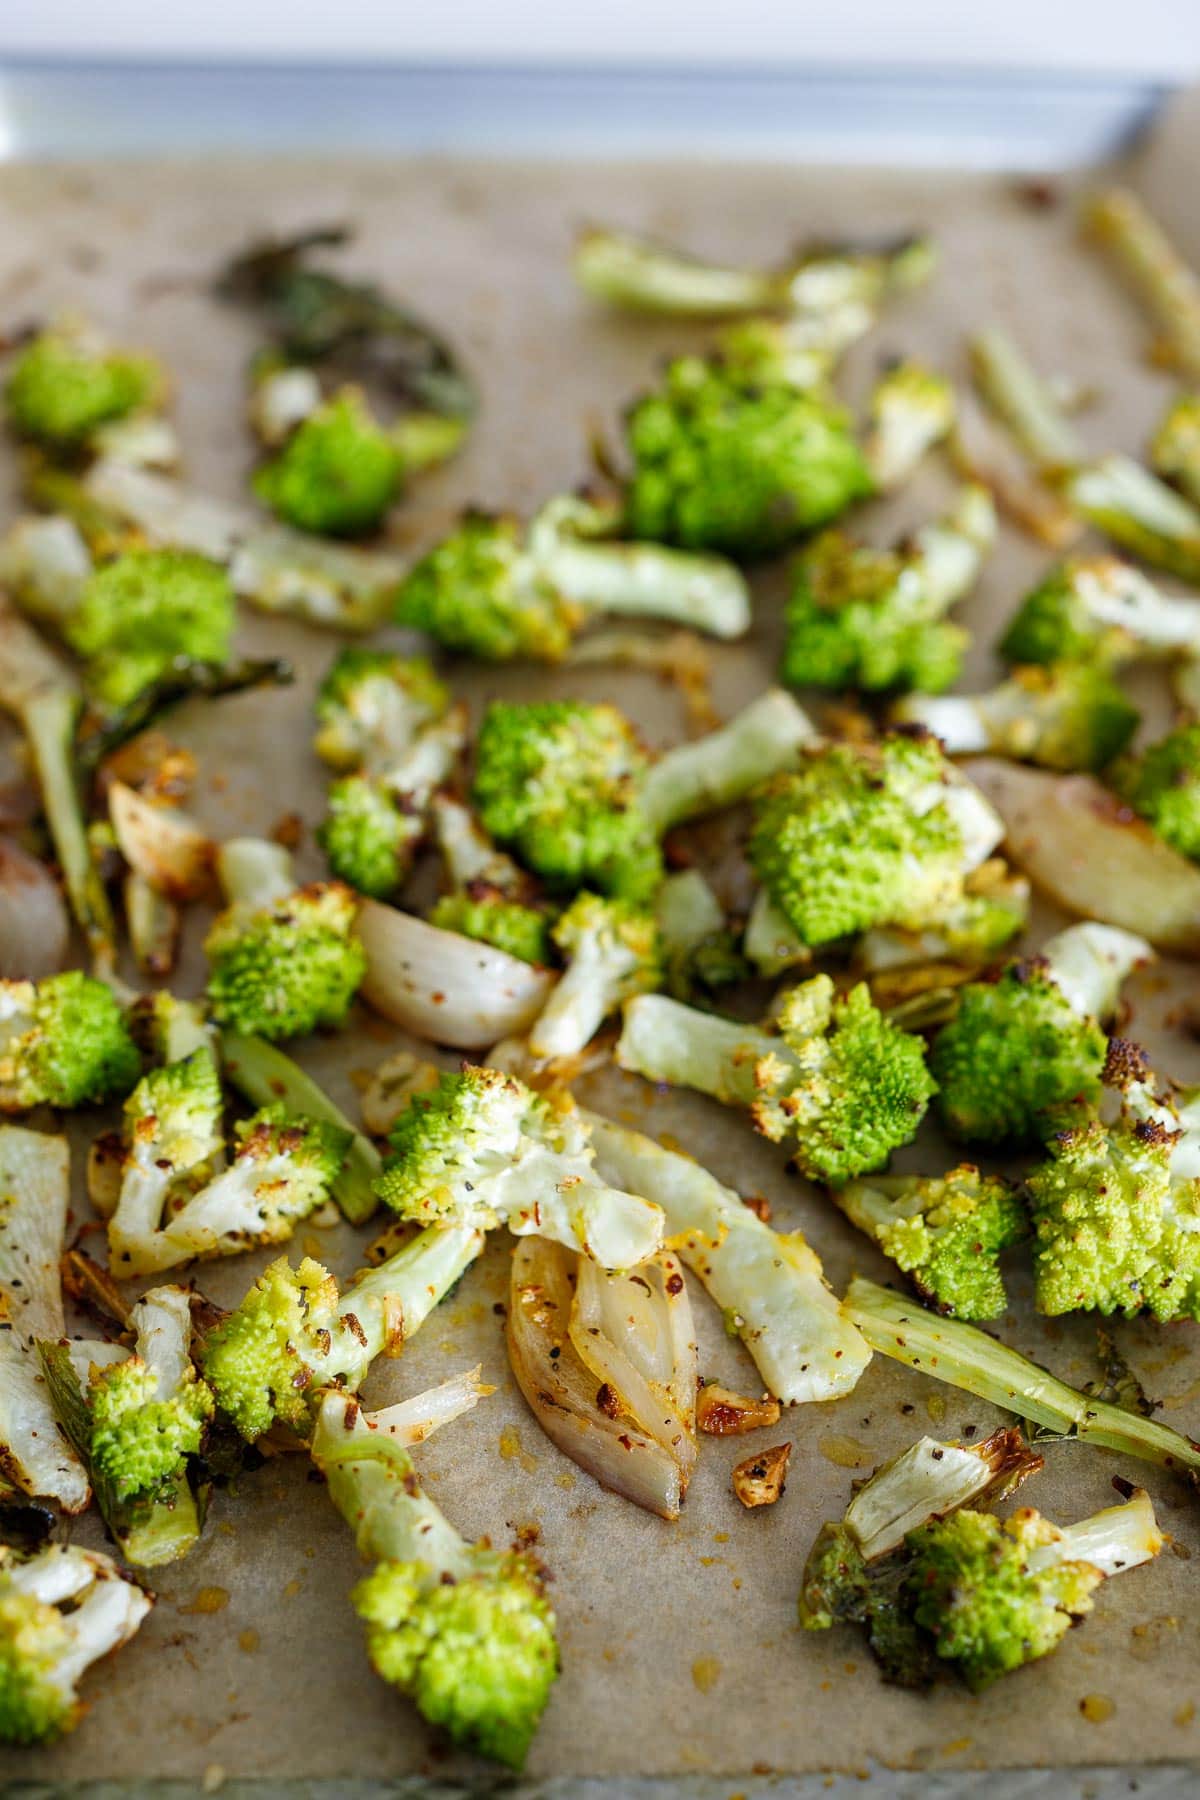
<box><xmin>1037</xmin><ymin>920</ymin><xmax>1153</xmax><ymax>1021</ymax></box>
<box><xmin>640</xmin><ymin>688</ymin><xmax>816</xmax><ymax>835</ymax></box>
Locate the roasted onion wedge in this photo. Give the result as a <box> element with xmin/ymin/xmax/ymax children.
<box><xmin>358</xmin><ymin>900</ymin><xmax>554</xmax><ymax>1049</ymax></box>
<box><xmin>507</xmin><ymin>1237</ymin><xmax>688</xmax><ymax>1519</ymax></box>
<box><xmin>967</xmin><ymin>756</ymin><xmax>1200</xmax><ymax>955</ymax></box>
<box><xmin>109</xmin><ymin>780</ymin><xmax>214</xmax><ymax>902</ymax></box>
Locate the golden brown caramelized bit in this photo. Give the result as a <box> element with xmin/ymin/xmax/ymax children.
<box><xmin>697</xmin><ymin>1382</ymin><xmax>782</xmax><ymax>1437</ymax></box>
<box><xmin>732</xmin><ymin>1442</ymin><xmax>792</xmax><ymax>1508</ymax></box>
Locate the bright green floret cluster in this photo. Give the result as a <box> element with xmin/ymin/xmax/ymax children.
<box><xmin>1026</xmin><ymin>1044</ymin><xmax>1200</xmax><ymax>1319</ymax></box>
<box><xmin>930</xmin><ymin>960</ymin><xmax>1108</xmax><ymax>1146</ymax></box>
<box><xmin>394</xmin><ymin>512</ymin><xmax>575</xmax><ymax>661</ymax></box>
<box><xmin>904</xmin><ymin>1508</ymin><xmax>1102</xmax><ymax>1691</ymax></box>
<box><xmin>428</xmin><ymin>890</ymin><xmax>553</xmax><ymax>965</ymax></box>
<box><xmin>201</xmin><ymin>1255</ymin><xmax>341</xmax><ymax>1440</ymax></box>
<box><xmin>473</xmin><ymin>699</ymin><xmax>661</xmax><ymax>900</ymax></box>
<box><xmin>5</xmin><ymin>324</ymin><xmax>162</xmax><ymax>448</ymax></box>
<box><xmin>376</xmin><ymin>1066</ymin><xmax>529</xmax><ymax>1224</ymax></box>
<box><xmin>88</xmin><ymin>1356</ymin><xmax>213</xmax><ymax>1504</ymax></box>
<box><xmin>0</xmin><ymin>972</ymin><xmax>141</xmax><ymax>1111</ymax></box>
<box><xmin>66</xmin><ymin>547</ymin><xmax>236</xmax><ymax>707</ymax></box>
<box><xmin>353</xmin><ymin>1554</ymin><xmax>559</xmax><ymax>1768</ymax></box>
<box><xmin>748</xmin><ymin>734</ymin><xmax>975</xmax><ymax>949</ymax></box>
<box><xmin>1114</xmin><ymin>723</ymin><xmax>1200</xmax><ymax>860</ymax></box>
<box><xmin>753</xmin><ymin>978</ymin><xmax>937</xmax><ymax>1184</ymax></box>
<box><xmin>782</xmin><ymin>532</ymin><xmax>966</xmax><ymax>694</ymax></box>
<box><xmin>623</xmin><ymin>350</ymin><xmax>872</xmax><ymax>557</ymax></box>
<box><xmin>319</xmin><ymin>774</ymin><xmax>421</xmax><ymax>899</ymax></box>
<box><xmin>253</xmin><ymin>389</ymin><xmax>401</xmax><ymax>536</ymax></box>
<box><xmin>999</xmin><ymin>559</ymin><xmax>1136</xmax><ymax>667</ymax></box>
<box><xmin>313</xmin><ymin>647</ymin><xmax>449</xmax><ymax>771</ymax></box>
<box><xmin>833</xmin><ymin>1166</ymin><xmax>1028</xmax><ymax>1320</ymax></box>
<box><xmin>980</xmin><ymin>663</ymin><xmax>1139</xmax><ymax>772</ymax></box>
<box><xmin>205</xmin><ymin>881</ymin><xmax>366</xmax><ymax>1040</ymax></box>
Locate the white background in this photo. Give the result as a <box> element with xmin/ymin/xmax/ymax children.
<box><xmin>0</xmin><ymin>0</ymin><xmax>1198</xmax><ymax>77</ymax></box>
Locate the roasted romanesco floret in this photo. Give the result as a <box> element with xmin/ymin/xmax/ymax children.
<box><xmin>748</xmin><ymin>731</ymin><xmax>1003</xmax><ymax>950</ymax></box>
<box><xmin>861</xmin><ymin>360</ymin><xmax>957</xmax><ymax>492</ymax></box>
<box><xmin>1027</xmin><ymin>1038</ymin><xmax>1200</xmax><ymax>1319</ymax></box>
<box><xmin>427</xmin><ymin>794</ymin><xmax>553</xmax><ymax>964</ymax></box>
<box><xmin>832</xmin><ymin>1166</ymin><xmax>1028</xmax><ymax>1320</ymax></box>
<box><xmin>473</xmin><ymin>699</ymin><xmax>661</xmax><ymax>901</ymax></box>
<box><xmin>0</xmin><ymin>1543</ymin><xmax>153</xmax><ymax>1745</ymax></box>
<box><xmin>253</xmin><ymin>388</ymin><xmax>402</xmax><ymax>537</ymax></box>
<box><xmin>781</xmin><ymin>487</ymin><xmax>993</xmax><ymax>695</ymax></box>
<box><xmin>312</xmin><ymin>647</ymin><xmax>450</xmax><ymax>772</ymax></box>
<box><xmin>5</xmin><ymin>320</ymin><xmax>163</xmax><ymax>449</ymax></box>
<box><xmin>0</xmin><ymin>973</ymin><xmax>140</xmax><ymax>1112</ymax></box>
<box><xmin>395</xmin><ymin>510</ymin><xmax>577</xmax><ymax>662</ymax></box>
<box><xmin>311</xmin><ymin>1389</ymin><xmax>559</xmax><ymax>1767</ymax></box>
<box><xmin>376</xmin><ymin>1065</ymin><xmax>664</xmax><ymax>1269</ymax></box>
<box><xmin>64</xmin><ymin>546</ymin><xmax>235</xmax><ymax>708</ymax></box>
<box><xmin>205</xmin><ymin>838</ymin><xmax>366</xmax><ymax>1039</ymax></box>
<box><xmin>201</xmin><ymin>1226</ymin><xmax>485</xmax><ymax>1440</ymax></box>
<box><xmin>617</xmin><ymin>974</ymin><xmax>936</xmax><ymax>1184</ymax></box>
<box><xmin>527</xmin><ymin>892</ymin><xmax>662</xmax><ymax>1059</ymax></box>
<box><xmin>930</xmin><ymin>922</ymin><xmax>1150</xmax><ymax>1145</ymax></box>
<box><xmin>894</xmin><ymin>662</ymin><xmax>1140</xmax><ymax>773</ymax></box>
<box><xmin>107</xmin><ymin>1042</ymin><xmax>225</xmax><ymax>1275</ymax></box>
<box><xmin>998</xmin><ymin>555</ymin><xmax>1200</xmax><ymax>667</ymax></box>
<box><xmin>622</xmin><ymin>346</ymin><xmax>873</xmax><ymax>557</ymax></box>
<box><xmin>320</xmin><ymin>775</ymin><xmax>418</xmax><ymax>901</ymax></box>
<box><xmin>1113</xmin><ymin>723</ymin><xmax>1200</xmax><ymax>860</ymax></box>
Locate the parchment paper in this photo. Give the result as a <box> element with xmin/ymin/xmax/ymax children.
<box><xmin>2</xmin><ymin>97</ymin><xmax>1200</xmax><ymax>1787</ymax></box>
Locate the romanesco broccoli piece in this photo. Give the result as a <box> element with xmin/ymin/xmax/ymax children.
<box><xmin>528</xmin><ymin>892</ymin><xmax>662</xmax><ymax>1059</ymax></box>
<box><xmin>617</xmin><ymin>975</ymin><xmax>935</xmax><ymax>1184</ymax></box>
<box><xmin>205</xmin><ymin>838</ymin><xmax>366</xmax><ymax>1039</ymax></box>
<box><xmin>833</xmin><ymin>1165</ymin><xmax>1028</xmax><ymax>1319</ymax></box>
<box><xmin>0</xmin><ymin>974</ymin><xmax>140</xmax><ymax>1112</ymax></box>
<box><xmin>107</xmin><ymin>1044</ymin><xmax>225</xmax><ymax>1277</ymax></box>
<box><xmin>64</xmin><ymin>547</ymin><xmax>235</xmax><ymax>708</ymax></box>
<box><xmin>0</xmin><ymin>1543</ymin><xmax>152</xmax><ymax>1744</ymax></box>
<box><xmin>376</xmin><ymin>1065</ymin><xmax>664</xmax><ymax>1269</ymax></box>
<box><xmin>893</xmin><ymin>662</ymin><xmax>1139</xmax><ymax>773</ymax></box>
<box><xmin>427</xmin><ymin>793</ymin><xmax>553</xmax><ymax>963</ymax></box>
<box><xmin>781</xmin><ymin>486</ymin><xmax>992</xmax><ymax>693</ymax></box>
<box><xmin>748</xmin><ymin>731</ymin><xmax>1003</xmax><ymax>949</ymax></box>
<box><xmin>5</xmin><ymin>320</ymin><xmax>163</xmax><ymax>449</ymax></box>
<box><xmin>312</xmin><ymin>647</ymin><xmax>449</xmax><ymax>772</ymax></box>
<box><xmin>861</xmin><ymin>361</ymin><xmax>957</xmax><ymax>492</ymax></box>
<box><xmin>312</xmin><ymin>1389</ymin><xmax>558</xmax><ymax>1767</ymax></box>
<box><xmin>623</xmin><ymin>347</ymin><xmax>873</xmax><ymax>557</ymax></box>
<box><xmin>201</xmin><ymin>1225</ymin><xmax>484</xmax><ymax>1440</ymax></box>
<box><xmin>320</xmin><ymin>774</ymin><xmax>422</xmax><ymax>901</ymax></box>
<box><xmin>253</xmin><ymin>388</ymin><xmax>401</xmax><ymax>536</ymax></box>
<box><xmin>930</xmin><ymin>921</ymin><xmax>1150</xmax><ymax>1145</ymax></box>
<box><xmin>998</xmin><ymin>555</ymin><xmax>1200</xmax><ymax>667</ymax></box>
<box><xmin>1113</xmin><ymin>723</ymin><xmax>1200</xmax><ymax>860</ymax></box>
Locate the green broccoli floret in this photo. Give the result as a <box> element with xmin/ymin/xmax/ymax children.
<box><xmin>312</xmin><ymin>1389</ymin><xmax>558</xmax><ymax>1767</ymax></box>
<box><xmin>617</xmin><ymin>974</ymin><xmax>936</xmax><ymax>1184</ymax></box>
<box><xmin>0</xmin><ymin>1544</ymin><xmax>152</xmax><ymax>1745</ymax></box>
<box><xmin>253</xmin><ymin>388</ymin><xmax>401</xmax><ymax>536</ymax></box>
<box><xmin>313</xmin><ymin>647</ymin><xmax>449</xmax><ymax>772</ymax></box>
<box><xmin>748</xmin><ymin>731</ymin><xmax>1002</xmax><ymax>949</ymax></box>
<box><xmin>5</xmin><ymin>321</ymin><xmax>163</xmax><ymax>449</ymax></box>
<box><xmin>376</xmin><ymin>1065</ymin><xmax>663</xmax><ymax>1268</ymax></box>
<box><xmin>205</xmin><ymin>838</ymin><xmax>366</xmax><ymax>1040</ymax></box>
<box><xmin>473</xmin><ymin>699</ymin><xmax>661</xmax><ymax>901</ymax></box>
<box><xmin>781</xmin><ymin>486</ymin><xmax>992</xmax><ymax>693</ymax></box>
<box><xmin>904</xmin><ymin>1508</ymin><xmax>1104</xmax><ymax>1690</ymax></box>
<box><xmin>428</xmin><ymin>891</ymin><xmax>552</xmax><ymax>965</ymax></box>
<box><xmin>930</xmin><ymin>921</ymin><xmax>1150</xmax><ymax>1145</ymax></box>
<box><xmin>855</xmin><ymin>863</ymin><xmax>1031</xmax><ymax>979</ymax></box>
<box><xmin>62</xmin><ymin>546</ymin><xmax>235</xmax><ymax>708</ymax></box>
<box><xmin>527</xmin><ymin>892</ymin><xmax>662</xmax><ymax>1059</ymax></box>
<box><xmin>893</xmin><ymin>662</ymin><xmax>1139</xmax><ymax>773</ymax></box>
<box><xmin>623</xmin><ymin>349</ymin><xmax>873</xmax><ymax>557</ymax></box>
<box><xmin>394</xmin><ymin>497</ymin><xmax>749</xmax><ymax>662</ymax></box>
<box><xmin>1026</xmin><ymin>1037</ymin><xmax>1200</xmax><ymax>1319</ymax></box>
<box><xmin>202</xmin><ymin>1226</ymin><xmax>486</xmax><ymax>1440</ymax></box>
<box><xmin>319</xmin><ymin>774</ymin><xmax>421</xmax><ymax>901</ymax></box>
<box><xmin>90</xmin><ymin>1355</ymin><xmax>212</xmax><ymax>1504</ymax></box>
<box><xmin>1151</xmin><ymin>391</ymin><xmax>1200</xmax><ymax>509</ymax></box>
<box><xmin>998</xmin><ymin>555</ymin><xmax>1200</xmax><ymax>667</ymax></box>
<box><xmin>861</xmin><ymin>361</ymin><xmax>957</xmax><ymax>492</ymax></box>
<box><xmin>1113</xmin><ymin>723</ymin><xmax>1200</xmax><ymax>859</ymax></box>
<box><xmin>833</xmin><ymin>1165</ymin><xmax>1028</xmax><ymax>1320</ymax></box>
<box><xmin>0</xmin><ymin>973</ymin><xmax>140</xmax><ymax>1111</ymax></box>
